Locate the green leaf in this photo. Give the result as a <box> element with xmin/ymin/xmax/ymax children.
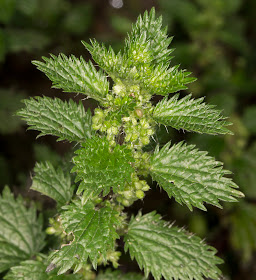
<box><xmin>125</xmin><ymin>7</ymin><xmax>174</xmax><ymax>67</ymax></box>
<box><xmin>153</xmin><ymin>94</ymin><xmax>232</xmax><ymax>135</ymax></box>
<box><xmin>32</xmin><ymin>54</ymin><xmax>109</xmax><ymax>102</ymax></box>
<box><xmin>124</xmin><ymin>211</ymin><xmax>222</xmax><ymax>280</ymax></box>
<box><xmin>4</xmin><ymin>260</ymin><xmax>48</xmax><ymax>280</ymax></box>
<box><xmin>0</xmin><ymin>186</ymin><xmax>45</xmax><ymax>273</ymax></box>
<box><xmin>31</xmin><ymin>161</ymin><xmax>73</xmax><ymax>207</ymax></box>
<box><xmin>4</xmin><ymin>260</ymin><xmax>83</xmax><ymax>280</ymax></box>
<box><xmin>83</xmin><ymin>39</ymin><xmax>124</xmax><ymax>83</ymax></box>
<box><xmin>230</xmin><ymin>203</ymin><xmax>256</xmax><ymax>262</ymax></box>
<box><xmin>96</xmin><ymin>269</ymin><xmax>146</xmax><ymax>280</ymax></box>
<box><xmin>49</xmin><ymin>199</ymin><xmax>121</xmax><ymax>274</ymax></box>
<box><xmin>17</xmin><ymin>96</ymin><xmax>94</xmax><ymax>142</ymax></box>
<box><xmin>72</xmin><ymin>136</ymin><xmax>134</xmax><ymax>198</ymax></box>
<box><xmin>150</xmin><ymin>141</ymin><xmax>243</xmax><ymax>211</ymax></box>
<box><xmin>84</xmin><ymin>8</ymin><xmax>195</xmax><ymax>95</ymax></box>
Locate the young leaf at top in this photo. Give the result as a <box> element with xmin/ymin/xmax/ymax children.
<box><xmin>72</xmin><ymin>136</ymin><xmax>134</xmax><ymax>198</ymax></box>
<box><xmin>150</xmin><ymin>141</ymin><xmax>244</xmax><ymax>211</ymax></box>
<box><xmin>33</xmin><ymin>54</ymin><xmax>109</xmax><ymax>103</ymax></box>
<box><xmin>49</xmin><ymin>199</ymin><xmax>121</xmax><ymax>274</ymax></box>
<box><xmin>4</xmin><ymin>260</ymin><xmax>83</xmax><ymax>280</ymax></box>
<box><xmin>84</xmin><ymin>8</ymin><xmax>195</xmax><ymax>96</ymax></box>
<box><xmin>124</xmin><ymin>211</ymin><xmax>222</xmax><ymax>280</ymax></box>
<box><xmin>83</xmin><ymin>39</ymin><xmax>124</xmax><ymax>83</ymax></box>
<box><xmin>0</xmin><ymin>186</ymin><xmax>45</xmax><ymax>273</ymax></box>
<box><xmin>17</xmin><ymin>97</ymin><xmax>94</xmax><ymax>142</ymax></box>
<box><xmin>153</xmin><ymin>94</ymin><xmax>233</xmax><ymax>135</ymax></box>
<box><xmin>125</xmin><ymin>7</ymin><xmax>174</xmax><ymax>66</ymax></box>
<box><xmin>31</xmin><ymin>161</ymin><xmax>73</xmax><ymax>207</ymax></box>
<box><xmin>96</xmin><ymin>269</ymin><xmax>146</xmax><ymax>280</ymax></box>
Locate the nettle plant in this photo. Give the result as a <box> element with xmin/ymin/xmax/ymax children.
<box><xmin>1</xmin><ymin>8</ymin><xmax>244</xmax><ymax>280</ymax></box>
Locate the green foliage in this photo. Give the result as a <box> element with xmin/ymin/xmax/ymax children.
<box><xmin>17</xmin><ymin>96</ymin><xmax>94</xmax><ymax>142</ymax></box>
<box><xmin>84</xmin><ymin>8</ymin><xmax>195</xmax><ymax>96</ymax></box>
<box><xmin>0</xmin><ymin>89</ymin><xmax>25</xmax><ymax>134</ymax></box>
<box><xmin>242</xmin><ymin>106</ymin><xmax>256</xmax><ymax>134</ymax></box>
<box><xmin>33</xmin><ymin>55</ymin><xmax>109</xmax><ymax>102</ymax></box>
<box><xmin>72</xmin><ymin>136</ymin><xmax>134</xmax><ymax>197</ymax></box>
<box><xmin>153</xmin><ymin>94</ymin><xmax>232</xmax><ymax>134</ymax></box>
<box><xmin>9</xmin><ymin>6</ymin><xmax>245</xmax><ymax>280</ymax></box>
<box><xmin>96</xmin><ymin>269</ymin><xmax>145</xmax><ymax>280</ymax></box>
<box><xmin>0</xmin><ymin>0</ymin><xmax>16</xmax><ymax>24</ymax></box>
<box><xmin>150</xmin><ymin>141</ymin><xmax>243</xmax><ymax>210</ymax></box>
<box><xmin>230</xmin><ymin>203</ymin><xmax>256</xmax><ymax>262</ymax></box>
<box><xmin>5</xmin><ymin>29</ymin><xmax>50</xmax><ymax>53</ymax></box>
<box><xmin>63</xmin><ymin>3</ymin><xmax>92</xmax><ymax>35</ymax></box>
<box><xmin>0</xmin><ymin>186</ymin><xmax>45</xmax><ymax>273</ymax></box>
<box><xmin>124</xmin><ymin>211</ymin><xmax>222</xmax><ymax>280</ymax></box>
<box><xmin>49</xmin><ymin>199</ymin><xmax>121</xmax><ymax>274</ymax></box>
<box><xmin>4</xmin><ymin>260</ymin><xmax>83</xmax><ymax>280</ymax></box>
<box><xmin>31</xmin><ymin>161</ymin><xmax>73</xmax><ymax>207</ymax></box>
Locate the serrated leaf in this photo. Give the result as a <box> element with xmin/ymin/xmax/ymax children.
<box><xmin>17</xmin><ymin>96</ymin><xmax>94</xmax><ymax>142</ymax></box>
<box><xmin>125</xmin><ymin>7</ymin><xmax>173</xmax><ymax>66</ymax></box>
<box><xmin>33</xmin><ymin>54</ymin><xmax>109</xmax><ymax>102</ymax></box>
<box><xmin>72</xmin><ymin>136</ymin><xmax>134</xmax><ymax>198</ymax></box>
<box><xmin>0</xmin><ymin>186</ymin><xmax>45</xmax><ymax>273</ymax></box>
<box><xmin>4</xmin><ymin>260</ymin><xmax>48</xmax><ymax>280</ymax></box>
<box><xmin>31</xmin><ymin>161</ymin><xmax>73</xmax><ymax>207</ymax></box>
<box><xmin>150</xmin><ymin>141</ymin><xmax>243</xmax><ymax>211</ymax></box>
<box><xmin>4</xmin><ymin>260</ymin><xmax>83</xmax><ymax>280</ymax></box>
<box><xmin>96</xmin><ymin>269</ymin><xmax>146</xmax><ymax>280</ymax></box>
<box><xmin>49</xmin><ymin>199</ymin><xmax>121</xmax><ymax>274</ymax></box>
<box><xmin>84</xmin><ymin>8</ymin><xmax>195</xmax><ymax>96</ymax></box>
<box><xmin>124</xmin><ymin>211</ymin><xmax>222</xmax><ymax>280</ymax></box>
<box><xmin>153</xmin><ymin>94</ymin><xmax>233</xmax><ymax>135</ymax></box>
<box><xmin>83</xmin><ymin>39</ymin><xmax>124</xmax><ymax>83</ymax></box>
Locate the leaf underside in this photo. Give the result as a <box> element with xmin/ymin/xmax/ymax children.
<box><xmin>153</xmin><ymin>94</ymin><xmax>232</xmax><ymax>135</ymax></box>
<box><xmin>17</xmin><ymin>96</ymin><xmax>94</xmax><ymax>142</ymax></box>
<box><xmin>124</xmin><ymin>211</ymin><xmax>223</xmax><ymax>280</ymax></box>
<box><xmin>0</xmin><ymin>186</ymin><xmax>45</xmax><ymax>273</ymax></box>
<box><xmin>49</xmin><ymin>199</ymin><xmax>120</xmax><ymax>274</ymax></box>
<box><xmin>150</xmin><ymin>141</ymin><xmax>243</xmax><ymax>211</ymax></box>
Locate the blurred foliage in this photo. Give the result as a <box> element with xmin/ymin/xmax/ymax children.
<box><xmin>0</xmin><ymin>0</ymin><xmax>256</xmax><ymax>279</ymax></box>
<box><xmin>0</xmin><ymin>89</ymin><xmax>25</xmax><ymax>134</ymax></box>
<box><xmin>0</xmin><ymin>0</ymin><xmax>92</xmax><ymax>60</ymax></box>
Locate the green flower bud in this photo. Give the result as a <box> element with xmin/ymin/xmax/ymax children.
<box><xmin>141</xmin><ymin>136</ymin><xmax>150</xmax><ymax>145</ymax></box>
<box><xmin>135</xmin><ymin>108</ymin><xmax>143</xmax><ymax>118</ymax></box>
<box><xmin>134</xmin><ymin>181</ymin><xmax>142</xmax><ymax>190</ymax></box>
<box><xmin>123</xmin><ymin>190</ymin><xmax>134</xmax><ymax>200</ymax></box>
<box><xmin>46</xmin><ymin>227</ymin><xmax>56</xmax><ymax>235</ymax></box>
<box><xmin>122</xmin><ymin>199</ymin><xmax>131</xmax><ymax>207</ymax></box>
<box><xmin>136</xmin><ymin>190</ymin><xmax>145</xmax><ymax>199</ymax></box>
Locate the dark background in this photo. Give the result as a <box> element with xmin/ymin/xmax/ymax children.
<box><xmin>1</xmin><ymin>0</ymin><xmax>256</xmax><ymax>279</ymax></box>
